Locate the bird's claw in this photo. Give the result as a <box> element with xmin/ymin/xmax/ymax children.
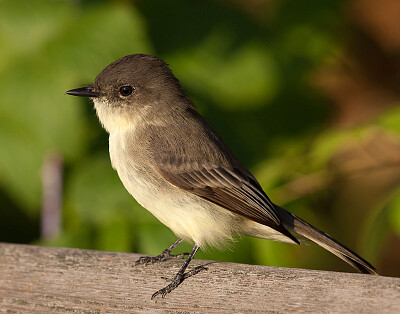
<box><xmin>152</xmin><ymin>265</ymin><xmax>208</xmax><ymax>299</ymax></box>
<box><xmin>134</xmin><ymin>252</ymin><xmax>190</xmax><ymax>266</ymax></box>
<box><xmin>152</xmin><ymin>273</ymin><xmax>184</xmax><ymax>299</ymax></box>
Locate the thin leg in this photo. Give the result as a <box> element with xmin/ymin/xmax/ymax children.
<box><xmin>151</xmin><ymin>243</ymin><xmax>207</xmax><ymax>299</ymax></box>
<box><xmin>134</xmin><ymin>238</ymin><xmax>189</xmax><ymax>265</ymax></box>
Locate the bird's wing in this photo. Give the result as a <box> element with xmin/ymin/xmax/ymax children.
<box><xmin>153</xmin><ymin>155</ymin><xmax>298</xmax><ymax>243</ymax></box>
<box><xmin>146</xmin><ymin>107</ymin><xmax>298</xmax><ymax>243</ymax></box>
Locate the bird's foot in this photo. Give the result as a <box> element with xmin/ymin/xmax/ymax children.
<box><xmin>151</xmin><ymin>265</ymin><xmax>208</xmax><ymax>299</ymax></box>
<box><xmin>134</xmin><ymin>250</ymin><xmax>189</xmax><ymax>266</ymax></box>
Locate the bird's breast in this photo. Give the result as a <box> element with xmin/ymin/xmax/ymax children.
<box><xmin>108</xmin><ymin>132</ymin><xmax>157</xmax><ymax>208</ymax></box>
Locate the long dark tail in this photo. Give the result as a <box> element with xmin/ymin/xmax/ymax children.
<box><xmin>276</xmin><ymin>205</ymin><xmax>377</xmax><ymax>275</ymax></box>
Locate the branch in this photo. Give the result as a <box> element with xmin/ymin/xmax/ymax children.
<box><xmin>0</xmin><ymin>243</ymin><xmax>399</xmax><ymax>312</ymax></box>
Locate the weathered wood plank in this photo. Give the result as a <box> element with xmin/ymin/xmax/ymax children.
<box><xmin>0</xmin><ymin>243</ymin><xmax>399</xmax><ymax>313</ymax></box>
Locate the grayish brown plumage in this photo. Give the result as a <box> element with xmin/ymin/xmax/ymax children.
<box><xmin>66</xmin><ymin>54</ymin><xmax>377</xmax><ymax>298</ymax></box>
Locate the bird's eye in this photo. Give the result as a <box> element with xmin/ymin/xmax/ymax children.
<box><xmin>119</xmin><ymin>85</ymin><xmax>134</xmax><ymax>96</ymax></box>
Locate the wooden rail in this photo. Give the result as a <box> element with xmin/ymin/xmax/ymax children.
<box><xmin>0</xmin><ymin>243</ymin><xmax>399</xmax><ymax>313</ymax></box>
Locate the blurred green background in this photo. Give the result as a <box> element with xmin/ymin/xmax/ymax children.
<box><xmin>1</xmin><ymin>0</ymin><xmax>400</xmax><ymax>277</ymax></box>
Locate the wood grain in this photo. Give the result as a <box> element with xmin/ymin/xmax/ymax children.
<box><xmin>0</xmin><ymin>243</ymin><xmax>399</xmax><ymax>313</ymax></box>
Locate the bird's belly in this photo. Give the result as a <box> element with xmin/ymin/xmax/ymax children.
<box><xmin>109</xmin><ymin>133</ymin><xmax>294</xmax><ymax>247</ymax></box>
<box><xmin>117</xmin><ymin>163</ymin><xmax>293</xmax><ymax>246</ymax></box>
<box><xmin>120</xmin><ymin>166</ymin><xmax>241</xmax><ymax>247</ymax></box>
<box><xmin>109</xmin><ymin>134</ymin><xmax>240</xmax><ymax>247</ymax></box>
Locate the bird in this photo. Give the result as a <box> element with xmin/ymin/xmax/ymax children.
<box><xmin>66</xmin><ymin>54</ymin><xmax>377</xmax><ymax>299</ymax></box>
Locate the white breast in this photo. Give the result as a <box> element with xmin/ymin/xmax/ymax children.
<box><xmin>109</xmin><ymin>132</ymin><xmax>153</xmax><ymax>208</ymax></box>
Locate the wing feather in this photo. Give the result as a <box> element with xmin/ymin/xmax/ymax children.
<box><xmin>155</xmin><ymin>161</ymin><xmax>299</xmax><ymax>243</ymax></box>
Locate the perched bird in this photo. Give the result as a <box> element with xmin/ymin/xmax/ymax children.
<box><xmin>66</xmin><ymin>54</ymin><xmax>377</xmax><ymax>299</ymax></box>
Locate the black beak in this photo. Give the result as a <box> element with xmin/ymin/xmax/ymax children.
<box><xmin>65</xmin><ymin>87</ymin><xmax>100</xmax><ymax>98</ymax></box>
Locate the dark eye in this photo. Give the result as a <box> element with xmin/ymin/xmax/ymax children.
<box><xmin>119</xmin><ymin>85</ymin><xmax>134</xmax><ymax>96</ymax></box>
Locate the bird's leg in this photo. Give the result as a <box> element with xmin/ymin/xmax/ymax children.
<box><xmin>152</xmin><ymin>243</ymin><xmax>207</xmax><ymax>299</ymax></box>
<box><xmin>134</xmin><ymin>238</ymin><xmax>189</xmax><ymax>265</ymax></box>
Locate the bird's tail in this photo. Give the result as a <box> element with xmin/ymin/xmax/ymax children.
<box><xmin>276</xmin><ymin>205</ymin><xmax>377</xmax><ymax>275</ymax></box>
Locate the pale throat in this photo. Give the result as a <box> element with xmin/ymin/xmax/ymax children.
<box><xmin>92</xmin><ymin>98</ymin><xmax>144</xmax><ymax>134</ymax></box>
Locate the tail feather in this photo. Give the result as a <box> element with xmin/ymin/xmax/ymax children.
<box><xmin>276</xmin><ymin>205</ymin><xmax>377</xmax><ymax>275</ymax></box>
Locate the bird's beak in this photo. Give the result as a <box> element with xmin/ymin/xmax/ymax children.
<box><xmin>65</xmin><ymin>87</ymin><xmax>100</xmax><ymax>98</ymax></box>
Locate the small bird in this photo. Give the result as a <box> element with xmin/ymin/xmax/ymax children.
<box><xmin>66</xmin><ymin>54</ymin><xmax>377</xmax><ymax>299</ymax></box>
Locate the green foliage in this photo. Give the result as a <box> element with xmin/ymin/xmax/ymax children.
<box><xmin>0</xmin><ymin>0</ymin><xmax>398</xmax><ymax>275</ymax></box>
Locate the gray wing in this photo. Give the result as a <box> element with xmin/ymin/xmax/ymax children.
<box><xmin>153</xmin><ymin>156</ymin><xmax>299</xmax><ymax>243</ymax></box>
<box><xmin>157</xmin><ymin>161</ymin><xmax>280</xmax><ymax>224</ymax></box>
